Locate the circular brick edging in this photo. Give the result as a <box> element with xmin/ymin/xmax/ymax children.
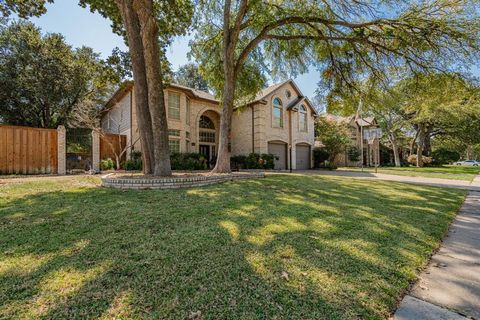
<box><xmin>101</xmin><ymin>172</ymin><xmax>265</xmax><ymax>190</ymax></box>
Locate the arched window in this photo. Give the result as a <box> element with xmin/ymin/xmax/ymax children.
<box><xmin>199</xmin><ymin>115</ymin><xmax>215</xmax><ymax>129</ymax></box>
<box><xmin>299</xmin><ymin>104</ymin><xmax>307</xmax><ymax>132</ymax></box>
<box><xmin>285</xmin><ymin>90</ymin><xmax>292</xmax><ymax>98</ymax></box>
<box><xmin>272</xmin><ymin>97</ymin><xmax>283</xmax><ymax>128</ymax></box>
<box><xmin>199</xmin><ymin>115</ymin><xmax>216</xmax><ymax>143</ymax></box>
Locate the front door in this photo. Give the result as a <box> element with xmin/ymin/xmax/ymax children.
<box><xmin>199</xmin><ymin>144</ymin><xmax>210</xmax><ymax>167</ymax></box>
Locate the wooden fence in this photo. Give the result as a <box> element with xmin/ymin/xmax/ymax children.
<box><xmin>0</xmin><ymin>125</ymin><xmax>58</xmax><ymax>174</ymax></box>
<box><xmin>100</xmin><ymin>133</ymin><xmax>127</xmax><ymax>162</ymax></box>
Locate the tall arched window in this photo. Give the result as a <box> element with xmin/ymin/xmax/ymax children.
<box><xmin>199</xmin><ymin>115</ymin><xmax>215</xmax><ymax>129</ymax></box>
<box><xmin>199</xmin><ymin>115</ymin><xmax>216</xmax><ymax>143</ymax></box>
<box><xmin>272</xmin><ymin>97</ymin><xmax>283</xmax><ymax>128</ymax></box>
<box><xmin>299</xmin><ymin>104</ymin><xmax>307</xmax><ymax>132</ymax></box>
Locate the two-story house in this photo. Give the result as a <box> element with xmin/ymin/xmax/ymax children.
<box><xmin>321</xmin><ymin>114</ymin><xmax>381</xmax><ymax>167</ymax></box>
<box><xmin>101</xmin><ymin>79</ymin><xmax>317</xmax><ymax>170</ymax></box>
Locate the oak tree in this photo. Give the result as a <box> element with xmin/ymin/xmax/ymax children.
<box><xmin>192</xmin><ymin>0</ymin><xmax>480</xmax><ymax>172</ymax></box>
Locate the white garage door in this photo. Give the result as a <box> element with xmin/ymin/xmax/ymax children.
<box><xmin>296</xmin><ymin>144</ymin><xmax>310</xmax><ymax>170</ymax></box>
<box><xmin>268</xmin><ymin>142</ymin><xmax>287</xmax><ymax>170</ymax></box>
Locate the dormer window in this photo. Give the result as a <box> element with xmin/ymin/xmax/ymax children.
<box><xmin>272</xmin><ymin>97</ymin><xmax>283</xmax><ymax>128</ymax></box>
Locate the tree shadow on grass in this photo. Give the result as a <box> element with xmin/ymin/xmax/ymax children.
<box><xmin>0</xmin><ymin>174</ymin><xmax>466</xmax><ymax>319</ymax></box>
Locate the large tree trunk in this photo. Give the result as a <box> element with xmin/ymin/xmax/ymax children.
<box><xmin>212</xmin><ymin>70</ymin><xmax>235</xmax><ymax>173</ymax></box>
<box><xmin>212</xmin><ymin>7</ymin><xmax>237</xmax><ymax>174</ymax></box>
<box><xmin>389</xmin><ymin>134</ymin><xmax>401</xmax><ymax>167</ymax></box>
<box><xmin>424</xmin><ymin>125</ymin><xmax>433</xmax><ymax>156</ymax></box>
<box><xmin>416</xmin><ymin>124</ymin><xmax>425</xmax><ymax>167</ymax></box>
<box><xmin>135</xmin><ymin>0</ymin><xmax>172</xmax><ymax>176</ymax></box>
<box><xmin>116</xmin><ymin>0</ymin><xmax>154</xmax><ymax>174</ymax></box>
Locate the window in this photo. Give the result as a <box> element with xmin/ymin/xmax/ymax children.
<box><xmin>186</xmin><ymin>98</ymin><xmax>191</xmax><ymax>125</ymax></box>
<box><xmin>272</xmin><ymin>97</ymin><xmax>283</xmax><ymax>128</ymax></box>
<box><xmin>199</xmin><ymin>115</ymin><xmax>215</xmax><ymax>129</ymax></box>
<box><xmin>285</xmin><ymin>90</ymin><xmax>292</xmax><ymax>98</ymax></box>
<box><xmin>168</xmin><ymin>129</ymin><xmax>180</xmax><ymax>137</ymax></box>
<box><xmin>200</xmin><ymin>131</ymin><xmax>215</xmax><ymax>143</ymax></box>
<box><xmin>169</xmin><ymin>139</ymin><xmax>180</xmax><ymax>153</ymax></box>
<box><xmin>299</xmin><ymin>104</ymin><xmax>307</xmax><ymax>132</ymax></box>
<box><xmin>186</xmin><ymin>131</ymin><xmax>190</xmax><ymax>139</ymax></box>
<box><xmin>168</xmin><ymin>92</ymin><xmax>180</xmax><ymax>120</ymax></box>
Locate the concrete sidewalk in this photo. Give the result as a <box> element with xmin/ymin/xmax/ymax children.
<box><xmin>394</xmin><ymin>190</ymin><xmax>480</xmax><ymax>320</ymax></box>
<box><xmin>293</xmin><ymin>170</ymin><xmax>480</xmax><ymax>191</ymax></box>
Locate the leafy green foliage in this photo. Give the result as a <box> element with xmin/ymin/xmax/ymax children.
<box><xmin>122</xmin><ymin>152</ymin><xmax>211</xmax><ymax>171</ymax></box>
<box><xmin>173</xmin><ymin>63</ymin><xmax>210</xmax><ymax>92</ymax></box>
<box><xmin>100</xmin><ymin>158</ymin><xmax>115</xmax><ymax>171</ymax></box>
<box><xmin>0</xmin><ymin>0</ymin><xmax>52</xmax><ymax>18</ymax></box>
<box><xmin>0</xmin><ymin>20</ymin><xmax>121</xmax><ymax>128</ymax></box>
<box><xmin>315</xmin><ymin>117</ymin><xmax>351</xmax><ymax>162</ymax></box>
<box><xmin>313</xmin><ymin>147</ymin><xmax>330</xmax><ymax>167</ymax></box>
<box><xmin>123</xmin><ymin>150</ymin><xmax>143</xmax><ymax>171</ymax></box>
<box><xmin>193</xmin><ymin>0</ymin><xmax>480</xmax><ymax>100</ymax></box>
<box><xmin>170</xmin><ymin>153</ymin><xmax>208</xmax><ymax>170</ymax></box>
<box><xmin>432</xmin><ymin>149</ymin><xmax>461</xmax><ymax>165</ymax></box>
<box><xmin>347</xmin><ymin>146</ymin><xmax>361</xmax><ymax>162</ymax></box>
<box><xmin>231</xmin><ymin>153</ymin><xmax>275</xmax><ymax>170</ymax></box>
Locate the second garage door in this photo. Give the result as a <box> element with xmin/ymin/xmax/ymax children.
<box><xmin>295</xmin><ymin>144</ymin><xmax>310</xmax><ymax>170</ymax></box>
<box><xmin>268</xmin><ymin>142</ymin><xmax>287</xmax><ymax>170</ymax></box>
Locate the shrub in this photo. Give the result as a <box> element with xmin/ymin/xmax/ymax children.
<box><xmin>231</xmin><ymin>153</ymin><xmax>275</xmax><ymax>169</ymax></box>
<box><xmin>432</xmin><ymin>148</ymin><xmax>461</xmax><ymax>165</ymax></box>
<box><xmin>347</xmin><ymin>146</ymin><xmax>361</xmax><ymax>162</ymax></box>
<box><xmin>170</xmin><ymin>153</ymin><xmax>208</xmax><ymax>170</ymax></box>
<box><xmin>123</xmin><ymin>159</ymin><xmax>142</xmax><ymax>171</ymax></box>
<box><xmin>319</xmin><ymin>162</ymin><xmax>337</xmax><ymax>170</ymax></box>
<box><xmin>100</xmin><ymin>158</ymin><xmax>115</xmax><ymax>171</ymax></box>
<box><xmin>122</xmin><ymin>151</ymin><xmax>143</xmax><ymax>171</ymax></box>
<box><xmin>313</xmin><ymin>147</ymin><xmax>329</xmax><ymax>168</ymax></box>
<box><xmin>407</xmin><ymin>154</ymin><xmax>433</xmax><ymax>166</ymax></box>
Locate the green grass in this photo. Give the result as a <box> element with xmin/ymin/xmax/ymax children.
<box><xmin>0</xmin><ymin>175</ymin><xmax>466</xmax><ymax>319</ymax></box>
<box><xmin>340</xmin><ymin>165</ymin><xmax>480</xmax><ymax>181</ymax></box>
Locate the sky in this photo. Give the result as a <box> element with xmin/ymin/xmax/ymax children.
<box><xmin>27</xmin><ymin>0</ymin><xmax>320</xmax><ymax>100</ymax></box>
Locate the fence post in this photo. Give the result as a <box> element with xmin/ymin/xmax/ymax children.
<box><xmin>92</xmin><ymin>130</ymin><xmax>100</xmax><ymax>172</ymax></box>
<box><xmin>57</xmin><ymin>125</ymin><xmax>66</xmax><ymax>175</ymax></box>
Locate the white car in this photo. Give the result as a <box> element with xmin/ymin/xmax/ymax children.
<box><xmin>455</xmin><ymin>160</ymin><xmax>480</xmax><ymax>166</ymax></box>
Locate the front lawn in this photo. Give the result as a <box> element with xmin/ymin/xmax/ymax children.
<box><xmin>0</xmin><ymin>175</ymin><xmax>466</xmax><ymax>319</ymax></box>
<box><xmin>340</xmin><ymin>165</ymin><xmax>480</xmax><ymax>181</ymax></box>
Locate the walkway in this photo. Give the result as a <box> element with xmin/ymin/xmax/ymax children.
<box><xmin>394</xmin><ymin>190</ymin><xmax>480</xmax><ymax>319</ymax></box>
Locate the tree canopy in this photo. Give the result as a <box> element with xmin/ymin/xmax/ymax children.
<box><xmin>0</xmin><ymin>20</ymin><xmax>121</xmax><ymax>128</ymax></box>
<box><xmin>173</xmin><ymin>63</ymin><xmax>210</xmax><ymax>92</ymax></box>
<box><xmin>327</xmin><ymin>72</ymin><xmax>480</xmax><ymax>166</ymax></box>
<box><xmin>192</xmin><ymin>0</ymin><xmax>480</xmax><ymax>172</ymax></box>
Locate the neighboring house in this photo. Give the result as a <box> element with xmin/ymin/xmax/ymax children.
<box><xmin>101</xmin><ymin>79</ymin><xmax>317</xmax><ymax>170</ymax></box>
<box><xmin>320</xmin><ymin>114</ymin><xmax>381</xmax><ymax>167</ymax></box>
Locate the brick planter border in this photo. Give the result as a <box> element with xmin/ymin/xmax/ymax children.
<box><xmin>101</xmin><ymin>172</ymin><xmax>265</xmax><ymax>190</ymax></box>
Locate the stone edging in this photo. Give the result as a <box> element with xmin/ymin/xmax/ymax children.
<box><xmin>101</xmin><ymin>172</ymin><xmax>265</xmax><ymax>190</ymax></box>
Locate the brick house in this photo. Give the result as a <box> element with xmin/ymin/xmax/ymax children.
<box><xmin>101</xmin><ymin>79</ymin><xmax>317</xmax><ymax>170</ymax></box>
<box><xmin>320</xmin><ymin>114</ymin><xmax>381</xmax><ymax>167</ymax></box>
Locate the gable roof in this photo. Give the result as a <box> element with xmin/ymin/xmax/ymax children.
<box><xmin>248</xmin><ymin>79</ymin><xmax>318</xmax><ymax>115</ymax></box>
<box><xmin>168</xmin><ymin>83</ymin><xmax>218</xmax><ymax>103</ymax></box>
